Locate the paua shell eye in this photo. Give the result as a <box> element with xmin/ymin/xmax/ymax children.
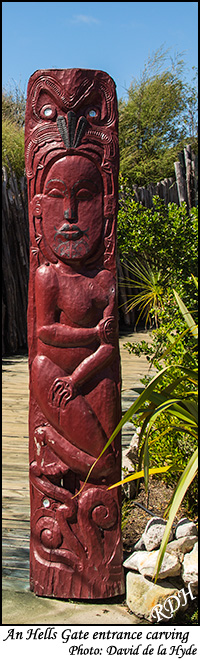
<box><xmin>40</xmin><ymin>104</ymin><xmax>57</xmax><ymax>120</ymax></box>
<box><xmin>86</xmin><ymin>107</ymin><xmax>100</xmax><ymax>122</ymax></box>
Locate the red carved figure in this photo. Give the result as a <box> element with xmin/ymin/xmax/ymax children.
<box><xmin>25</xmin><ymin>69</ymin><xmax>124</xmax><ymax>598</ymax></box>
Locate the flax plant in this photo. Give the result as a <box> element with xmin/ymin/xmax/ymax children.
<box><xmin>80</xmin><ymin>281</ymin><xmax>198</xmax><ymax>581</ymax></box>
<box><xmin>109</xmin><ymin>281</ymin><xmax>198</xmax><ymax>580</ymax></box>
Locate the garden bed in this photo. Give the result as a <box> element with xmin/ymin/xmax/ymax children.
<box><xmin>122</xmin><ymin>476</ymin><xmax>198</xmax><ymax>625</ymax></box>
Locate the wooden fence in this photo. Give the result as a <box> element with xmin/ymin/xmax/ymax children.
<box><xmin>2</xmin><ymin>164</ymin><xmax>29</xmax><ymax>355</ymax></box>
<box><xmin>120</xmin><ymin>145</ymin><xmax>198</xmax><ymax>211</ymax></box>
<box><xmin>2</xmin><ymin>146</ymin><xmax>198</xmax><ymax>354</ymax></box>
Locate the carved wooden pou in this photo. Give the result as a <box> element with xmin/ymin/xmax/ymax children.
<box><xmin>25</xmin><ymin>68</ymin><xmax>125</xmax><ymax>599</ymax></box>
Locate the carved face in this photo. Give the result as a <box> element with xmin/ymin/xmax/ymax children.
<box><xmin>41</xmin><ymin>155</ymin><xmax>103</xmax><ymax>262</ymax></box>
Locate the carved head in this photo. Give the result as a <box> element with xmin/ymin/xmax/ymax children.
<box><xmin>26</xmin><ymin>69</ymin><xmax>118</xmax><ymax>270</ymax></box>
<box><xmin>32</xmin><ymin>153</ymin><xmax>103</xmax><ymax>264</ymax></box>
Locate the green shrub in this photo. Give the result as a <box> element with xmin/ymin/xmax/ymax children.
<box><xmin>2</xmin><ymin>84</ymin><xmax>26</xmax><ymax>181</ymax></box>
<box><xmin>117</xmin><ymin>180</ymin><xmax>198</xmax><ymax>297</ymax></box>
<box><xmin>2</xmin><ymin>117</ymin><xmax>25</xmax><ymax>181</ymax></box>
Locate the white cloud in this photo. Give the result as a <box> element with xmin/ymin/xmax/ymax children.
<box><xmin>71</xmin><ymin>14</ymin><xmax>100</xmax><ymax>25</ymax></box>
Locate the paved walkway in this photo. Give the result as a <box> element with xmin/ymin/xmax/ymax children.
<box><xmin>2</xmin><ymin>331</ymin><xmax>154</xmax><ymax>625</ymax></box>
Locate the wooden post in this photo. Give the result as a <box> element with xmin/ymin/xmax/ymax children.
<box><xmin>174</xmin><ymin>161</ymin><xmax>188</xmax><ymax>208</ymax></box>
<box><xmin>184</xmin><ymin>144</ymin><xmax>196</xmax><ymax>210</ymax></box>
<box><xmin>25</xmin><ymin>68</ymin><xmax>124</xmax><ymax>600</ymax></box>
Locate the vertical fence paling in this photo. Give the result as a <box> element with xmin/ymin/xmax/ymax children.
<box><xmin>174</xmin><ymin>145</ymin><xmax>198</xmax><ymax>211</ymax></box>
<box><xmin>2</xmin><ymin>147</ymin><xmax>198</xmax><ymax>352</ymax></box>
<box><xmin>124</xmin><ymin>145</ymin><xmax>197</xmax><ymax>211</ymax></box>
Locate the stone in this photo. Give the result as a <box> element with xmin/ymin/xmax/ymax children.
<box><xmin>126</xmin><ymin>428</ymin><xmax>141</xmax><ymax>463</ymax></box>
<box><xmin>133</xmin><ymin>537</ymin><xmax>146</xmax><ymax>551</ymax></box>
<box><xmin>126</xmin><ymin>572</ymin><xmax>183</xmax><ymax>622</ymax></box>
<box><xmin>166</xmin><ymin>535</ymin><xmax>198</xmax><ymax>558</ymax></box>
<box><xmin>123</xmin><ymin>551</ymin><xmax>141</xmax><ymax>571</ymax></box>
<box><xmin>175</xmin><ymin>518</ymin><xmax>198</xmax><ymax>539</ymax></box>
<box><xmin>142</xmin><ymin>517</ymin><xmax>173</xmax><ymax>551</ymax></box>
<box><xmin>124</xmin><ymin>549</ymin><xmax>181</xmax><ymax>579</ymax></box>
<box><xmin>121</xmin><ymin>452</ymin><xmax>137</xmax><ymax>499</ymax></box>
<box><xmin>182</xmin><ymin>542</ymin><xmax>198</xmax><ymax>594</ymax></box>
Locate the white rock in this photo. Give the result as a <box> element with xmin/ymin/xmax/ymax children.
<box><xmin>126</xmin><ymin>429</ymin><xmax>140</xmax><ymax>463</ymax></box>
<box><xmin>124</xmin><ymin>551</ymin><xmax>141</xmax><ymax>571</ymax></box>
<box><xmin>175</xmin><ymin>518</ymin><xmax>198</xmax><ymax>539</ymax></box>
<box><xmin>142</xmin><ymin>517</ymin><xmax>173</xmax><ymax>551</ymax></box>
<box><xmin>124</xmin><ymin>549</ymin><xmax>181</xmax><ymax>579</ymax></box>
<box><xmin>121</xmin><ymin>452</ymin><xmax>136</xmax><ymax>499</ymax></box>
<box><xmin>133</xmin><ymin>537</ymin><xmax>146</xmax><ymax>551</ymax></box>
<box><xmin>126</xmin><ymin>572</ymin><xmax>184</xmax><ymax>622</ymax></box>
<box><xmin>166</xmin><ymin>535</ymin><xmax>198</xmax><ymax>557</ymax></box>
<box><xmin>182</xmin><ymin>542</ymin><xmax>198</xmax><ymax>594</ymax></box>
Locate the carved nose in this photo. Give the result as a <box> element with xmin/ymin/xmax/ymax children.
<box><xmin>64</xmin><ymin>194</ymin><xmax>77</xmax><ymax>222</ymax></box>
<box><xmin>64</xmin><ymin>209</ymin><xmax>77</xmax><ymax>223</ymax></box>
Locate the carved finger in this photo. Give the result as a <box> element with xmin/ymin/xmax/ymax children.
<box><xmin>59</xmin><ymin>393</ymin><xmax>72</xmax><ymax>408</ymax></box>
<box><xmin>52</xmin><ymin>379</ymin><xmax>65</xmax><ymax>394</ymax></box>
<box><xmin>58</xmin><ymin>389</ymin><xmax>71</xmax><ymax>406</ymax></box>
<box><xmin>52</xmin><ymin>385</ymin><xmax>66</xmax><ymax>407</ymax></box>
<box><xmin>56</xmin><ymin>390</ymin><xmax>68</xmax><ymax>407</ymax></box>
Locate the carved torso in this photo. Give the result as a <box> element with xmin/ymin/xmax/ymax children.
<box><xmin>36</xmin><ymin>263</ymin><xmax>116</xmax><ymax>371</ymax></box>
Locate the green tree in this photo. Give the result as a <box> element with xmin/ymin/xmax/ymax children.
<box><xmin>117</xmin><ymin>185</ymin><xmax>198</xmax><ymax>299</ymax></box>
<box><xmin>119</xmin><ymin>48</ymin><xmax>198</xmax><ymax>185</ymax></box>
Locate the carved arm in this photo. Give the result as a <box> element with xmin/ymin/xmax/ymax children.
<box><xmin>38</xmin><ymin>323</ymin><xmax>99</xmax><ymax>347</ymax></box>
<box><xmin>36</xmin><ymin>264</ymin><xmax>99</xmax><ymax>347</ymax></box>
<box><xmin>64</xmin><ymin>294</ymin><xmax>117</xmax><ymax>390</ymax></box>
<box><xmin>71</xmin><ymin>342</ymin><xmax>117</xmax><ymax>388</ymax></box>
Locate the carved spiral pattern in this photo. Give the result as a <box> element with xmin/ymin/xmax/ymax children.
<box><xmin>35</xmin><ymin>515</ymin><xmax>63</xmax><ymax>549</ymax></box>
<box><xmin>79</xmin><ymin>487</ymin><xmax>118</xmax><ymax>531</ymax></box>
<box><xmin>91</xmin><ymin>503</ymin><xmax>117</xmax><ymax>529</ymax></box>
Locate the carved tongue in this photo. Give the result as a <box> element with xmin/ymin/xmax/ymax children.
<box><xmin>57</xmin><ymin>112</ymin><xmax>88</xmax><ymax>149</ymax></box>
<box><xmin>60</xmin><ymin>223</ymin><xmax>79</xmax><ymax>232</ymax></box>
<box><xmin>57</xmin><ymin>116</ymin><xmax>70</xmax><ymax>148</ymax></box>
<box><xmin>60</xmin><ymin>223</ymin><xmax>70</xmax><ymax>231</ymax></box>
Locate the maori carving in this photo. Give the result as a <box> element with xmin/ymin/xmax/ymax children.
<box><xmin>25</xmin><ymin>68</ymin><xmax>124</xmax><ymax>598</ymax></box>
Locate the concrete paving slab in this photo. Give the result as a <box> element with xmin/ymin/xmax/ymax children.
<box><xmin>2</xmin><ymin>589</ymin><xmax>147</xmax><ymax>625</ymax></box>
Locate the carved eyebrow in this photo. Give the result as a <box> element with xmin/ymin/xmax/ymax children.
<box><xmin>45</xmin><ymin>178</ymin><xmax>67</xmax><ymax>193</ymax></box>
<box><xmin>73</xmin><ymin>179</ymin><xmax>99</xmax><ymax>193</ymax></box>
<box><xmin>44</xmin><ymin>177</ymin><xmax>101</xmax><ymax>196</ymax></box>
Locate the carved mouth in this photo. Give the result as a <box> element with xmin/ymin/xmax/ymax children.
<box><xmin>57</xmin><ymin>224</ymin><xmax>83</xmax><ymax>241</ymax></box>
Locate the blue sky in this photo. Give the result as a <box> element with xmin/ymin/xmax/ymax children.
<box><xmin>2</xmin><ymin>2</ymin><xmax>198</xmax><ymax>101</ymax></box>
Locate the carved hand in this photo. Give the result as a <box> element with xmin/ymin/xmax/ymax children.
<box><xmin>49</xmin><ymin>375</ymin><xmax>77</xmax><ymax>408</ymax></box>
<box><xmin>97</xmin><ymin>316</ymin><xmax>116</xmax><ymax>345</ymax></box>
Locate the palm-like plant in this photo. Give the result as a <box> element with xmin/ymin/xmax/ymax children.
<box><xmin>120</xmin><ymin>259</ymin><xmax>169</xmax><ymax>328</ymax></box>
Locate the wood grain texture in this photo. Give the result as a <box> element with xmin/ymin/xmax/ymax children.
<box><xmin>2</xmin><ymin>357</ymin><xmax>30</xmax><ymax>590</ymax></box>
